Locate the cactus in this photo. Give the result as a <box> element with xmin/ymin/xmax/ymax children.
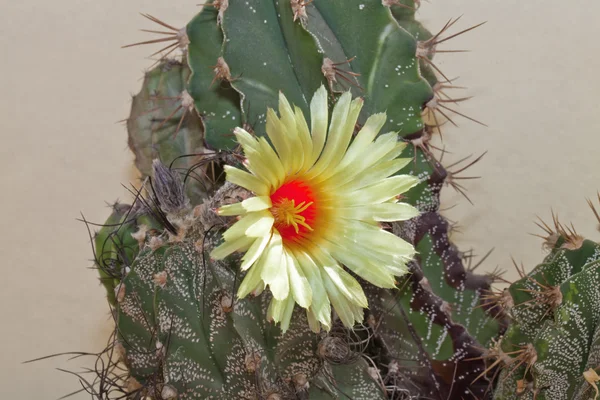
<box><xmin>79</xmin><ymin>1</ymin><xmax>513</xmax><ymax>399</ymax></box>
<box><xmin>126</xmin><ymin>58</ymin><xmax>214</xmax><ymax>205</ymax></box>
<box><xmin>485</xmin><ymin>211</ymin><xmax>600</xmax><ymax>400</ymax></box>
<box><xmin>110</xmin><ymin>170</ymin><xmax>388</xmax><ymax>399</ymax></box>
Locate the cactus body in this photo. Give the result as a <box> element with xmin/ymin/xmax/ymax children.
<box><xmin>93</xmin><ymin>1</ymin><xmax>508</xmax><ymax>399</ymax></box>
<box><xmin>492</xmin><ymin>235</ymin><xmax>600</xmax><ymax>400</ymax></box>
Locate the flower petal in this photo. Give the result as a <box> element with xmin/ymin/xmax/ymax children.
<box><xmin>338</xmin><ymin>112</ymin><xmax>387</xmax><ymax>171</ymax></box>
<box><xmin>259</xmin><ymin>234</ymin><xmax>289</xmax><ymax>300</ymax></box>
<box><xmin>309</xmin><ymin>85</ymin><xmax>329</xmax><ymax>164</ymax></box>
<box><xmin>312</xmin><ymin>247</ymin><xmax>368</xmax><ymax>308</ymax></box>
<box><xmin>294</xmin><ymin>106</ymin><xmax>313</xmax><ymax>173</ymax></box>
<box><xmin>337</xmin><ymin>175</ymin><xmax>419</xmax><ymax>206</ymax></box>
<box><xmin>345</xmin><ymin>221</ymin><xmax>416</xmax><ymax>258</ymax></box>
<box><xmin>224</xmin><ymin>165</ymin><xmax>269</xmax><ymax>195</ymax></box>
<box><xmin>241</xmin><ymin>233</ymin><xmax>272</xmax><ymax>271</ymax></box>
<box><xmin>237</xmin><ymin>260</ymin><xmax>265</xmax><ymax>298</ymax></box>
<box><xmin>245</xmin><ymin>213</ymin><xmax>275</xmax><ymax>237</ymax></box>
<box><xmin>266</xmin><ymin>108</ymin><xmax>292</xmax><ymax>172</ymax></box>
<box><xmin>330</xmin><ymin>158</ymin><xmax>410</xmax><ymax>191</ymax></box>
<box><xmin>285</xmin><ymin>250</ymin><xmax>312</xmax><ymax>308</ymax></box>
<box><xmin>233</xmin><ymin>127</ymin><xmax>259</xmax><ymax>152</ymax></box>
<box><xmin>306</xmin><ymin>308</ymin><xmax>320</xmax><ymax>333</ymax></box>
<box><xmin>311</xmin><ymin>96</ymin><xmax>364</xmax><ymax>179</ymax></box>
<box><xmin>333</xmin><ymin>234</ymin><xmax>411</xmax><ymax>275</ymax></box>
<box><xmin>210</xmin><ymin>234</ymin><xmax>255</xmax><ymax>260</ymax></box>
<box><xmin>257</xmin><ymin>137</ymin><xmax>286</xmax><ymax>187</ymax></box>
<box><xmin>278</xmin><ymin>92</ymin><xmax>304</xmax><ymax>174</ymax></box>
<box><xmin>267</xmin><ymin>295</ymin><xmax>296</xmax><ymax>333</ymax></box>
<box><xmin>328</xmin><ymin>243</ymin><xmax>397</xmax><ymax>288</ymax></box>
<box><xmin>322</xmin><ymin>274</ymin><xmax>363</xmax><ymax>327</ymax></box>
<box><xmin>223</xmin><ymin>211</ymin><xmax>273</xmax><ymax>241</ymax></box>
<box><xmin>293</xmin><ymin>249</ymin><xmax>332</xmax><ymax>330</ymax></box>
<box><xmin>217</xmin><ymin>196</ymin><xmax>272</xmax><ymax>216</ymax></box>
<box><xmin>339</xmin><ymin>202</ymin><xmax>420</xmax><ymax>222</ymax></box>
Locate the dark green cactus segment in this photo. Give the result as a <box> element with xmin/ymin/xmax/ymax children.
<box><xmin>368</xmin><ymin>279</ymin><xmax>489</xmax><ymax>399</ymax></box>
<box><xmin>156</xmin><ymin>243</ymin><xmax>249</xmax><ymax>397</ymax></box>
<box><xmin>493</xmin><ymin>236</ymin><xmax>600</xmax><ymax>400</ymax></box>
<box><xmin>365</xmin><ymin>211</ymin><xmax>504</xmax><ymax>399</ymax></box>
<box><xmin>116</xmin><ymin>246</ymin><xmax>165</xmax><ymax>383</ymax></box>
<box><xmin>94</xmin><ymin>203</ymin><xmax>141</xmax><ymax>305</ymax></box>
<box><xmin>390</xmin><ymin>6</ymin><xmax>439</xmax><ymax>88</ymax></box>
<box><xmin>219</xmin><ymin>0</ymin><xmax>325</xmax><ymax>135</ymax></box>
<box><xmin>308</xmin><ymin>361</ymin><xmax>387</xmax><ymax>399</ymax></box>
<box><xmin>505</xmin><ymin>239</ymin><xmax>600</xmax><ymax>345</ymax></box>
<box><xmin>398</xmin><ymin>141</ymin><xmax>444</xmax><ymax>212</ymax></box>
<box><xmin>304</xmin><ymin>0</ymin><xmax>433</xmax><ymax>135</ymax></box>
<box><xmin>117</xmin><ymin>220</ymin><xmax>385</xmax><ymax>399</ymax></box>
<box><xmin>127</xmin><ymin>59</ymin><xmax>208</xmax><ymax>204</ymax></box>
<box><xmin>186</xmin><ymin>9</ymin><xmax>242</xmax><ymax>151</ymax></box>
<box><xmin>413</xmin><ymin>213</ymin><xmax>503</xmax><ymax>346</ymax></box>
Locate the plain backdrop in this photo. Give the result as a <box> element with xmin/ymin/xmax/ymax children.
<box><xmin>1</xmin><ymin>0</ymin><xmax>599</xmax><ymax>398</ymax></box>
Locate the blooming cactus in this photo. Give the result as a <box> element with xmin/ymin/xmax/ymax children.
<box><xmin>211</xmin><ymin>87</ymin><xmax>419</xmax><ymax>331</ymax></box>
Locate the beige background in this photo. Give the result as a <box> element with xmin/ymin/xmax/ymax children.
<box><xmin>1</xmin><ymin>0</ymin><xmax>599</xmax><ymax>398</ymax></box>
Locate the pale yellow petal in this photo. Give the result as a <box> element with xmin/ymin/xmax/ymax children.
<box><xmin>285</xmin><ymin>250</ymin><xmax>312</xmax><ymax>308</ymax></box>
<box><xmin>267</xmin><ymin>295</ymin><xmax>296</xmax><ymax>333</ymax></box>
<box><xmin>306</xmin><ymin>308</ymin><xmax>321</xmax><ymax>333</ymax></box>
<box><xmin>259</xmin><ymin>234</ymin><xmax>289</xmax><ymax>300</ymax></box>
<box><xmin>311</xmin><ymin>96</ymin><xmax>363</xmax><ymax>180</ymax></box>
<box><xmin>223</xmin><ymin>212</ymin><xmax>264</xmax><ymax>241</ymax></box>
<box><xmin>237</xmin><ymin>260</ymin><xmax>265</xmax><ymax>298</ymax></box>
<box><xmin>266</xmin><ymin>108</ymin><xmax>292</xmax><ymax>172</ymax></box>
<box><xmin>251</xmin><ymin>280</ymin><xmax>266</xmax><ymax>296</ymax></box>
<box><xmin>328</xmin><ymin>242</ymin><xmax>397</xmax><ymax>288</ymax></box>
<box><xmin>294</xmin><ymin>106</ymin><xmax>314</xmax><ymax>172</ymax></box>
<box><xmin>309</xmin><ymin>85</ymin><xmax>328</xmax><ymax>164</ymax></box>
<box><xmin>293</xmin><ymin>249</ymin><xmax>331</xmax><ymax>330</ymax></box>
<box><xmin>267</xmin><ymin>297</ymin><xmax>286</xmax><ymax>323</ymax></box>
<box><xmin>280</xmin><ymin>294</ymin><xmax>296</xmax><ymax>333</ymax></box>
<box><xmin>242</xmin><ymin>196</ymin><xmax>272</xmax><ymax>212</ymax></box>
<box><xmin>210</xmin><ymin>235</ymin><xmax>255</xmax><ymax>260</ymax></box>
<box><xmin>330</xmin><ymin>158</ymin><xmax>409</xmax><ymax>191</ymax></box>
<box><xmin>381</xmin><ymin>140</ymin><xmax>408</xmax><ymax>162</ymax></box>
<box><xmin>322</xmin><ymin>264</ymin><xmax>369</xmax><ymax>308</ymax></box>
<box><xmin>224</xmin><ymin>165</ymin><xmax>269</xmax><ymax>195</ymax></box>
<box><xmin>337</xmin><ymin>112</ymin><xmax>387</xmax><ymax>171</ymax></box>
<box><xmin>311</xmin><ymin>247</ymin><xmax>368</xmax><ymax>308</ymax></box>
<box><xmin>325</xmin><ymin>132</ymin><xmax>398</xmax><ymax>184</ymax></box>
<box><xmin>246</xmin><ymin>213</ymin><xmax>275</xmax><ymax>237</ymax></box>
<box><xmin>233</xmin><ymin>127</ymin><xmax>259</xmax><ymax>152</ymax></box>
<box><xmin>243</xmin><ymin>149</ymin><xmax>278</xmax><ymax>185</ymax></box>
<box><xmin>241</xmin><ymin>233</ymin><xmax>272</xmax><ymax>271</ymax></box>
<box><xmin>344</xmin><ymin>221</ymin><xmax>416</xmax><ymax>257</ymax></box>
<box><xmin>217</xmin><ymin>196</ymin><xmax>271</xmax><ymax>216</ymax></box>
<box><xmin>337</xmin><ymin>175</ymin><xmax>419</xmax><ymax>206</ymax></box>
<box><xmin>339</xmin><ymin>202</ymin><xmax>420</xmax><ymax>222</ymax></box>
<box><xmin>334</xmin><ymin>233</ymin><xmax>409</xmax><ymax>268</ymax></box>
<box><xmin>217</xmin><ymin>202</ymin><xmax>245</xmax><ymax>216</ymax></box>
<box><xmin>257</xmin><ymin>137</ymin><xmax>286</xmax><ymax>187</ymax></box>
<box><xmin>308</xmin><ymin>91</ymin><xmax>352</xmax><ymax>178</ymax></box>
<box><xmin>322</xmin><ymin>275</ymin><xmax>359</xmax><ymax>327</ymax></box>
<box><xmin>278</xmin><ymin>92</ymin><xmax>303</xmax><ymax>174</ymax></box>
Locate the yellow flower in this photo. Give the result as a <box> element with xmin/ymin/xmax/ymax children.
<box><xmin>211</xmin><ymin>86</ymin><xmax>419</xmax><ymax>332</ymax></box>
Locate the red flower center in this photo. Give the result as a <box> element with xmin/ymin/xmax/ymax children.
<box><xmin>270</xmin><ymin>179</ymin><xmax>317</xmax><ymax>245</ymax></box>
